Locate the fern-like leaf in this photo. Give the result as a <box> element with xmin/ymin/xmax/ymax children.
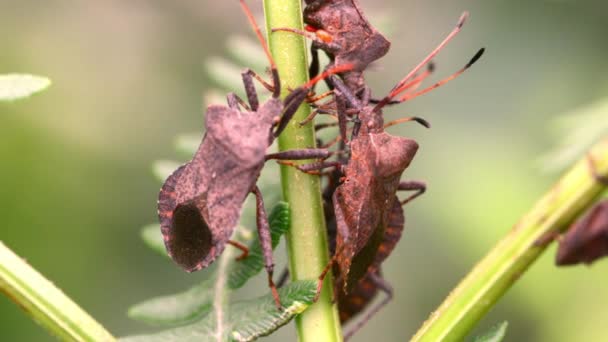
<box><xmin>129</xmin><ymin>203</ymin><xmax>290</xmax><ymax>325</ymax></box>
<box><xmin>0</xmin><ymin>74</ymin><xmax>51</xmax><ymax>101</ymax></box>
<box><xmin>121</xmin><ymin>281</ymin><xmax>315</xmax><ymax>342</ymax></box>
<box><xmin>472</xmin><ymin>321</ymin><xmax>508</xmax><ymax>342</ymax></box>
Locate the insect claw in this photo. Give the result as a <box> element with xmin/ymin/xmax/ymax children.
<box><xmin>587</xmin><ymin>154</ymin><xmax>608</xmax><ymax>185</ymax></box>
<box><xmin>228</xmin><ymin>240</ymin><xmax>250</xmax><ymax>261</ymax></box>
<box><xmin>313</xmin><ymin>279</ymin><xmax>324</xmax><ymax>303</ymax></box>
<box><xmin>268</xmin><ymin>275</ymin><xmax>283</xmax><ymax>310</ymax></box>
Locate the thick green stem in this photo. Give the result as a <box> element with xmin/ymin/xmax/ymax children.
<box><xmin>0</xmin><ymin>241</ymin><xmax>116</xmax><ymax>341</ymax></box>
<box><xmin>263</xmin><ymin>1</ymin><xmax>342</xmax><ymax>341</ymax></box>
<box><xmin>411</xmin><ymin>138</ymin><xmax>608</xmax><ymax>342</ymax></box>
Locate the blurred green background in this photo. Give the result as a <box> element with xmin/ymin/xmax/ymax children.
<box><xmin>2</xmin><ymin>0</ymin><xmax>608</xmax><ymax>341</ymax></box>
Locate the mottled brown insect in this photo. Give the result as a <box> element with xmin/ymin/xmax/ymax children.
<box><xmin>272</xmin><ymin>0</ymin><xmax>390</xmax><ymax>143</ymax></box>
<box><xmin>304</xmin><ymin>0</ymin><xmax>390</xmax><ymax>93</ymax></box>
<box><xmin>285</xmin><ymin>32</ymin><xmax>484</xmax><ymax>299</ymax></box>
<box><xmin>556</xmin><ymin>200</ymin><xmax>608</xmax><ymax>266</ymax></box>
<box><xmin>157</xmin><ymin>0</ymin><xmax>351</xmax><ymax>308</ymax></box>
<box><xmin>336</xmin><ymin>198</ymin><xmax>405</xmax><ymax>340</ymax></box>
<box><xmin>272</xmin><ymin>0</ymin><xmax>389</xmax><ymax>94</ymax></box>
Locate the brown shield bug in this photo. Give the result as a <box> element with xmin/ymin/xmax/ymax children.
<box><xmin>282</xmin><ymin>37</ymin><xmax>484</xmax><ymax>298</ymax></box>
<box><xmin>275</xmin><ymin>0</ymin><xmax>391</xmax><ymax>94</ymax></box>
<box><xmin>336</xmin><ymin>198</ymin><xmax>405</xmax><ymax>340</ymax></box>
<box><xmin>157</xmin><ymin>0</ymin><xmax>352</xmax><ymax>308</ymax></box>
<box><xmin>556</xmin><ymin>199</ymin><xmax>608</xmax><ymax>266</ymax></box>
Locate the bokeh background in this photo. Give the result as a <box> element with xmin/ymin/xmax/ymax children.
<box><xmin>2</xmin><ymin>0</ymin><xmax>608</xmax><ymax>341</ymax></box>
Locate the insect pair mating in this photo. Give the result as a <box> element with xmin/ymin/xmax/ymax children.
<box><xmin>157</xmin><ymin>1</ymin><xmax>484</xmax><ymax>338</ymax></box>
<box><xmin>272</xmin><ymin>1</ymin><xmax>483</xmax><ymax>338</ymax></box>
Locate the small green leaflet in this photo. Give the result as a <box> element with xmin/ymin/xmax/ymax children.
<box><xmin>539</xmin><ymin>98</ymin><xmax>608</xmax><ymax>172</ymax></box>
<box><xmin>174</xmin><ymin>133</ymin><xmax>203</xmax><ymax>158</ymax></box>
<box><xmin>229</xmin><ymin>280</ymin><xmax>315</xmax><ymax>342</ymax></box>
<box><xmin>129</xmin><ymin>202</ymin><xmax>290</xmax><ymax>325</ymax></box>
<box><xmin>121</xmin><ymin>281</ymin><xmax>316</xmax><ymax>342</ymax></box>
<box><xmin>0</xmin><ymin>74</ymin><xmax>51</xmax><ymax>101</ymax></box>
<box><xmin>152</xmin><ymin>160</ymin><xmax>182</xmax><ymax>183</ymax></box>
<box><xmin>472</xmin><ymin>321</ymin><xmax>508</xmax><ymax>342</ymax></box>
<box><xmin>140</xmin><ymin>224</ymin><xmax>167</xmax><ymax>257</ymax></box>
<box><xmin>225</xmin><ymin>35</ymin><xmax>268</xmax><ymax>72</ymax></box>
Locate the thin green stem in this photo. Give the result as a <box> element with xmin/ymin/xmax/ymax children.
<box><xmin>411</xmin><ymin>138</ymin><xmax>608</xmax><ymax>342</ymax></box>
<box><xmin>0</xmin><ymin>241</ymin><xmax>116</xmax><ymax>341</ymax></box>
<box><xmin>262</xmin><ymin>1</ymin><xmax>342</xmax><ymax>341</ymax></box>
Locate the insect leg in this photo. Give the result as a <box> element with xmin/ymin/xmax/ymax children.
<box><xmin>240</xmin><ymin>69</ymin><xmax>265</xmax><ymax>111</ymax></box>
<box><xmin>313</xmin><ymin>247</ymin><xmax>342</xmax><ymax>302</ymax></box>
<box><xmin>309</xmin><ymin>44</ymin><xmax>321</xmax><ymax>80</ymax></box>
<box><xmin>320</xmin><ymin>135</ymin><xmax>343</xmax><ymax>149</ymax></box>
<box><xmin>314</xmin><ymin>121</ymin><xmax>339</xmax><ymax>131</ymax></box>
<box><xmin>227</xmin><ymin>240</ymin><xmax>250</xmax><ymax>261</ymax></box>
<box><xmin>226</xmin><ymin>93</ymin><xmax>251</xmax><ymax>111</ymax></box>
<box><xmin>274</xmin><ymin>89</ymin><xmax>309</xmax><ymax>137</ymax></box>
<box><xmin>299</xmin><ymin>109</ymin><xmax>320</xmax><ymax>127</ymax></box>
<box><xmin>398</xmin><ymin>180</ymin><xmax>427</xmax><ymax>206</ymax></box>
<box><xmin>534</xmin><ymin>231</ymin><xmax>561</xmax><ymax>248</ymax></box>
<box><xmin>335</xmin><ymin>89</ymin><xmax>349</xmax><ymax>144</ymax></box>
<box><xmin>343</xmin><ymin>272</ymin><xmax>393</xmax><ymax>341</ymax></box>
<box><xmin>251</xmin><ymin>185</ymin><xmax>282</xmax><ymax>309</ymax></box>
<box><xmin>587</xmin><ymin>154</ymin><xmax>608</xmax><ymax>185</ymax></box>
<box><xmin>277</xmin><ymin>160</ymin><xmax>343</xmax><ymax>176</ymax></box>
<box><xmin>239</xmin><ymin>0</ymin><xmax>280</xmax><ymax>98</ymax></box>
<box><xmin>275</xmin><ymin>64</ymin><xmax>355</xmax><ymax>137</ymax></box>
<box><xmin>265</xmin><ymin>148</ymin><xmax>332</xmax><ymax>161</ymax></box>
<box><xmin>328</xmin><ymin>75</ymin><xmax>361</xmax><ymax>109</ymax></box>
<box><xmin>276</xmin><ymin>267</ymin><xmax>290</xmax><ymax>288</ymax></box>
<box><xmin>306</xmin><ymin>89</ymin><xmax>334</xmax><ymax>104</ymax></box>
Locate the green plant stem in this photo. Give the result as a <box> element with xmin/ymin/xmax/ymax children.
<box><xmin>263</xmin><ymin>1</ymin><xmax>342</xmax><ymax>341</ymax></box>
<box><xmin>0</xmin><ymin>241</ymin><xmax>116</xmax><ymax>341</ymax></box>
<box><xmin>411</xmin><ymin>138</ymin><xmax>608</xmax><ymax>342</ymax></box>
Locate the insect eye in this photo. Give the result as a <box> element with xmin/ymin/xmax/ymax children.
<box><xmin>305</xmin><ymin>24</ymin><xmax>318</xmax><ymax>32</ymax></box>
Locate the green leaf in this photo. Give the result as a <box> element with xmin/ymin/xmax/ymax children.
<box><xmin>230</xmin><ymin>280</ymin><xmax>316</xmax><ymax>342</ymax></box>
<box><xmin>472</xmin><ymin>322</ymin><xmax>508</xmax><ymax>342</ymax></box>
<box><xmin>228</xmin><ymin>202</ymin><xmax>289</xmax><ymax>289</ymax></box>
<box><xmin>226</xmin><ymin>35</ymin><xmax>268</xmax><ymax>72</ymax></box>
<box><xmin>0</xmin><ymin>74</ymin><xmax>51</xmax><ymax>101</ymax></box>
<box><xmin>204</xmin><ymin>90</ymin><xmax>228</xmax><ymax>108</ymax></box>
<box><xmin>152</xmin><ymin>160</ymin><xmax>182</xmax><ymax>183</ymax></box>
<box><xmin>174</xmin><ymin>133</ymin><xmax>203</xmax><ymax>158</ymax></box>
<box><xmin>121</xmin><ymin>281</ymin><xmax>315</xmax><ymax>342</ymax></box>
<box><xmin>130</xmin><ymin>203</ymin><xmax>290</xmax><ymax>325</ymax></box>
<box><xmin>128</xmin><ymin>277</ymin><xmax>214</xmax><ymax>324</ymax></box>
<box><xmin>140</xmin><ymin>224</ymin><xmax>168</xmax><ymax>258</ymax></box>
<box><xmin>204</xmin><ymin>57</ymin><xmax>246</xmax><ymax>96</ymax></box>
<box><xmin>540</xmin><ymin>98</ymin><xmax>608</xmax><ymax>172</ymax></box>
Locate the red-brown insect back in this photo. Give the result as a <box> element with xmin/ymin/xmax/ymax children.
<box><xmin>336</xmin><ymin>198</ymin><xmax>404</xmax><ymax>339</ymax></box>
<box><xmin>556</xmin><ymin>200</ymin><xmax>608</xmax><ymax>266</ymax></box>
<box><xmin>158</xmin><ymin>0</ymin><xmax>352</xmax><ymax>309</ymax></box>
<box><xmin>274</xmin><ymin>0</ymin><xmax>391</xmax><ymax>94</ymax></box>
<box><xmin>281</xmin><ymin>13</ymin><xmax>484</xmax><ymax>325</ymax></box>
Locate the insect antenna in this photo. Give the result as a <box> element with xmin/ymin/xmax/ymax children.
<box><xmin>391</xmin><ymin>62</ymin><xmax>435</xmax><ymax>96</ymax></box>
<box><xmin>239</xmin><ymin>0</ymin><xmax>281</xmax><ymax>98</ymax></box>
<box><xmin>390</xmin><ymin>12</ymin><xmax>468</xmax><ymax>93</ymax></box>
<box><xmin>383</xmin><ymin>116</ymin><xmax>431</xmax><ymax>130</ymax></box>
<box><xmin>373</xmin><ymin>46</ymin><xmax>484</xmax><ymax>111</ymax></box>
<box><xmin>304</xmin><ymin>64</ymin><xmax>355</xmax><ymax>89</ymax></box>
<box><xmin>277</xmin><ymin>64</ymin><xmax>354</xmax><ymax>137</ymax></box>
<box><xmin>396</xmin><ymin>48</ymin><xmax>485</xmax><ymax>102</ymax></box>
